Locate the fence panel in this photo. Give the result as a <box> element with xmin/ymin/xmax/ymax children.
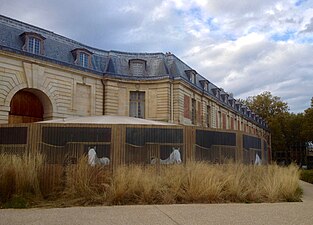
<box><xmin>125</xmin><ymin>127</ymin><xmax>184</xmax><ymax>165</ymax></box>
<box><xmin>243</xmin><ymin>135</ymin><xmax>262</xmax><ymax>164</ymax></box>
<box><xmin>195</xmin><ymin>129</ymin><xmax>237</xmax><ymax>163</ymax></box>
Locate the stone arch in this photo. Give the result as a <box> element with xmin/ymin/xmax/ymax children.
<box><xmin>7</xmin><ymin>88</ymin><xmax>55</xmax><ymax>123</ymax></box>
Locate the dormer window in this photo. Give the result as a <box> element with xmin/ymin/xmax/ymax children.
<box><xmin>251</xmin><ymin>112</ymin><xmax>255</xmax><ymax>120</ymax></box>
<box><xmin>241</xmin><ymin>106</ymin><xmax>247</xmax><ymax>114</ymax></box>
<box><xmin>199</xmin><ymin>80</ymin><xmax>209</xmax><ymax>91</ymax></box>
<box><xmin>28</xmin><ymin>37</ymin><xmax>40</xmax><ymax>54</ymax></box>
<box><xmin>20</xmin><ymin>32</ymin><xmax>45</xmax><ymax>55</ymax></box>
<box><xmin>235</xmin><ymin>102</ymin><xmax>241</xmax><ymax>111</ymax></box>
<box><xmin>247</xmin><ymin>109</ymin><xmax>251</xmax><ymax>117</ymax></box>
<box><xmin>185</xmin><ymin>70</ymin><xmax>196</xmax><ymax>84</ymax></box>
<box><xmin>221</xmin><ymin>92</ymin><xmax>228</xmax><ymax>104</ymax></box>
<box><xmin>228</xmin><ymin>99</ymin><xmax>235</xmax><ymax>107</ymax></box>
<box><xmin>212</xmin><ymin>88</ymin><xmax>220</xmax><ymax>99</ymax></box>
<box><xmin>129</xmin><ymin>59</ymin><xmax>146</xmax><ymax>76</ymax></box>
<box><xmin>190</xmin><ymin>73</ymin><xmax>195</xmax><ymax>83</ymax></box>
<box><xmin>80</xmin><ymin>52</ymin><xmax>89</xmax><ymax>68</ymax></box>
<box><xmin>71</xmin><ymin>48</ymin><xmax>93</xmax><ymax>68</ymax></box>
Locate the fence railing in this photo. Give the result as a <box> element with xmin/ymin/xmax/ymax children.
<box><xmin>0</xmin><ymin>123</ymin><xmax>269</xmax><ymax>166</ymax></box>
<box><xmin>195</xmin><ymin>144</ymin><xmax>237</xmax><ymax>163</ymax></box>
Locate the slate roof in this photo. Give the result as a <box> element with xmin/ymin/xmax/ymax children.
<box><xmin>0</xmin><ymin>15</ymin><xmax>268</xmax><ymax>129</ymax></box>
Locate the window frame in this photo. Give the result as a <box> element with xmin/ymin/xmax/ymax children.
<box><xmin>129</xmin><ymin>91</ymin><xmax>145</xmax><ymax>119</ymax></box>
<box><xmin>185</xmin><ymin>70</ymin><xmax>197</xmax><ymax>84</ymax></box>
<box><xmin>200</xmin><ymin>80</ymin><xmax>209</xmax><ymax>91</ymax></box>
<box><xmin>221</xmin><ymin>93</ymin><xmax>229</xmax><ymax>104</ymax></box>
<box><xmin>191</xmin><ymin>98</ymin><xmax>196</xmax><ymax>125</ymax></box>
<box><xmin>79</xmin><ymin>52</ymin><xmax>89</xmax><ymax>68</ymax></box>
<box><xmin>212</xmin><ymin>88</ymin><xmax>220</xmax><ymax>99</ymax></box>
<box><xmin>206</xmin><ymin>105</ymin><xmax>211</xmax><ymax>127</ymax></box>
<box><xmin>71</xmin><ymin>48</ymin><xmax>93</xmax><ymax>68</ymax></box>
<box><xmin>20</xmin><ymin>32</ymin><xmax>45</xmax><ymax>55</ymax></box>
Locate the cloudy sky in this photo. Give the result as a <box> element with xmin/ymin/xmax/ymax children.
<box><xmin>1</xmin><ymin>0</ymin><xmax>313</xmax><ymax>112</ymax></box>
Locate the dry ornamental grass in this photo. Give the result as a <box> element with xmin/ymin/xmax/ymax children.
<box><xmin>0</xmin><ymin>153</ymin><xmax>302</xmax><ymax>207</ymax></box>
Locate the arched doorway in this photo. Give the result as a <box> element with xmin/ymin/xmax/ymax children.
<box><xmin>9</xmin><ymin>89</ymin><xmax>45</xmax><ymax>123</ymax></box>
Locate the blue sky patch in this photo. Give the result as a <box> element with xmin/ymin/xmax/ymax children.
<box><xmin>206</xmin><ymin>17</ymin><xmax>219</xmax><ymax>31</ymax></box>
<box><xmin>271</xmin><ymin>31</ymin><xmax>295</xmax><ymax>41</ymax></box>
<box><xmin>189</xmin><ymin>6</ymin><xmax>202</xmax><ymax>20</ymax></box>
<box><xmin>295</xmin><ymin>0</ymin><xmax>307</xmax><ymax>7</ymax></box>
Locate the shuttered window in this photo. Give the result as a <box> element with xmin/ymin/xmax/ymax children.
<box><xmin>192</xmin><ymin>99</ymin><xmax>196</xmax><ymax>125</ymax></box>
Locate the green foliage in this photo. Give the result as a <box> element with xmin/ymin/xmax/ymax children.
<box><xmin>302</xmin><ymin>105</ymin><xmax>313</xmax><ymax>141</ymax></box>
<box><xmin>245</xmin><ymin>91</ymin><xmax>289</xmax><ymax>120</ymax></box>
<box><xmin>244</xmin><ymin>92</ymin><xmax>291</xmax><ymax>153</ymax></box>
<box><xmin>2</xmin><ymin>195</ymin><xmax>29</xmax><ymax>208</ymax></box>
<box><xmin>300</xmin><ymin>170</ymin><xmax>313</xmax><ymax>184</ymax></box>
<box><xmin>244</xmin><ymin>92</ymin><xmax>313</xmax><ymax>163</ymax></box>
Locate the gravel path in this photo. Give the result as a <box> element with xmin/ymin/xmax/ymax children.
<box><xmin>1</xmin><ymin>181</ymin><xmax>312</xmax><ymax>225</ymax></box>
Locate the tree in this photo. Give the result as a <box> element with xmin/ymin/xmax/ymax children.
<box><xmin>243</xmin><ymin>91</ymin><xmax>304</xmax><ymax>163</ymax></box>
<box><xmin>244</xmin><ymin>91</ymin><xmax>289</xmax><ymax>121</ymax></box>
<box><xmin>303</xmin><ymin>97</ymin><xmax>313</xmax><ymax>141</ymax></box>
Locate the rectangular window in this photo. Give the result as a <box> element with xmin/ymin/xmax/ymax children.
<box><xmin>28</xmin><ymin>37</ymin><xmax>40</xmax><ymax>54</ymax></box>
<box><xmin>190</xmin><ymin>74</ymin><xmax>195</xmax><ymax>83</ymax></box>
<box><xmin>214</xmin><ymin>90</ymin><xmax>220</xmax><ymax>99</ymax></box>
<box><xmin>222</xmin><ymin>113</ymin><xmax>227</xmax><ymax>129</ymax></box>
<box><xmin>218</xmin><ymin>111</ymin><xmax>222</xmax><ymax>128</ymax></box>
<box><xmin>192</xmin><ymin>99</ymin><xmax>196</xmax><ymax>125</ymax></box>
<box><xmin>231</xmin><ymin>117</ymin><xmax>234</xmax><ymax>130</ymax></box>
<box><xmin>206</xmin><ymin>105</ymin><xmax>211</xmax><ymax>127</ymax></box>
<box><xmin>129</xmin><ymin>91</ymin><xmax>145</xmax><ymax>118</ymax></box>
<box><xmin>184</xmin><ymin>95</ymin><xmax>190</xmax><ymax>119</ymax></box>
<box><xmin>79</xmin><ymin>52</ymin><xmax>89</xmax><ymax>68</ymax></box>
<box><xmin>204</xmin><ymin>82</ymin><xmax>208</xmax><ymax>91</ymax></box>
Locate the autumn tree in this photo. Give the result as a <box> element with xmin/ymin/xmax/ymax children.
<box><xmin>244</xmin><ymin>91</ymin><xmax>289</xmax><ymax>120</ymax></box>
<box><xmin>244</xmin><ymin>91</ymin><xmax>307</xmax><ymax>163</ymax></box>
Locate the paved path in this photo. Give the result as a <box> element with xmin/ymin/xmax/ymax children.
<box><xmin>1</xmin><ymin>181</ymin><xmax>313</xmax><ymax>225</ymax></box>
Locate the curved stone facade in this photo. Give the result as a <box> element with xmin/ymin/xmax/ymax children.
<box><xmin>0</xmin><ymin>15</ymin><xmax>270</xmax><ymax>144</ymax></box>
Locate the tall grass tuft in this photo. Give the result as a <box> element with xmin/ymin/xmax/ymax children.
<box><xmin>107</xmin><ymin>165</ymin><xmax>161</xmax><ymax>205</ymax></box>
<box><xmin>221</xmin><ymin>163</ymin><xmax>301</xmax><ymax>202</ymax></box>
<box><xmin>175</xmin><ymin>162</ymin><xmax>225</xmax><ymax>203</ymax></box>
<box><xmin>0</xmin><ymin>153</ymin><xmax>44</xmax><ymax>203</ymax></box>
<box><xmin>259</xmin><ymin>163</ymin><xmax>301</xmax><ymax>202</ymax></box>
<box><xmin>62</xmin><ymin>155</ymin><xmax>111</xmax><ymax>205</ymax></box>
<box><xmin>106</xmin><ymin>162</ymin><xmax>301</xmax><ymax>204</ymax></box>
<box><xmin>105</xmin><ymin>162</ymin><xmax>301</xmax><ymax>204</ymax></box>
<box><xmin>0</xmin><ymin>152</ymin><xmax>302</xmax><ymax>206</ymax></box>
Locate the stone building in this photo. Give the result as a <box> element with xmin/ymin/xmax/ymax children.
<box><xmin>0</xmin><ymin>15</ymin><xmax>269</xmax><ymax>138</ymax></box>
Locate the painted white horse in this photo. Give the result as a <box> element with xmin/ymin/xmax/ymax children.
<box><xmin>254</xmin><ymin>153</ymin><xmax>262</xmax><ymax>165</ymax></box>
<box><xmin>88</xmin><ymin>147</ymin><xmax>110</xmax><ymax>166</ymax></box>
<box><xmin>151</xmin><ymin>147</ymin><xmax>182</xmax><ymax>164</ymax></box>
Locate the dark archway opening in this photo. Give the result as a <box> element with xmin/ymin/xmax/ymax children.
<box><xmin>9</xmin><ymin>90</ymin><xmax>44</xmax><ymax>124</ymax></box>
